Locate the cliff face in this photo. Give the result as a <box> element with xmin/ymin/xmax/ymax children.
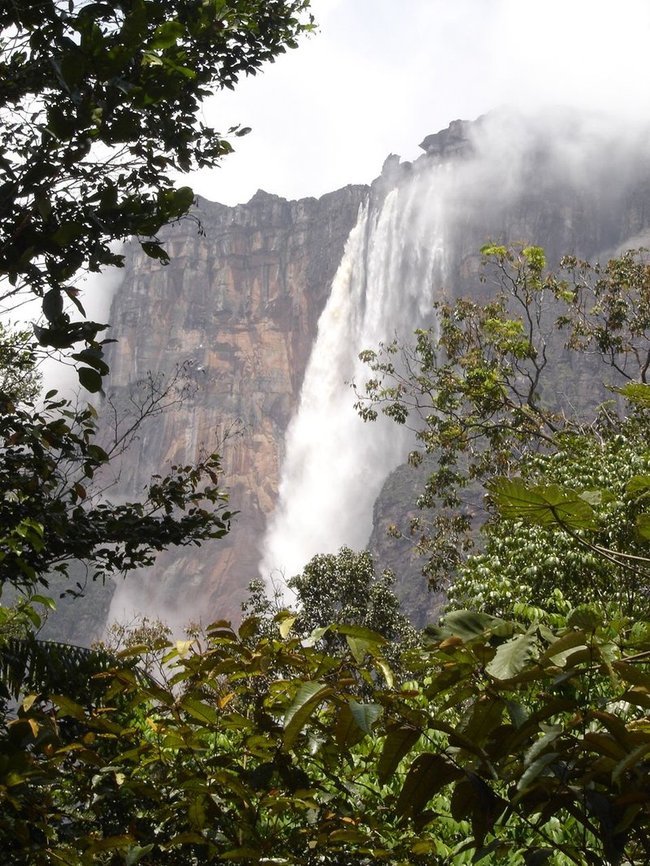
<box><xmin>102</xmin><ymin>185</ymin><xmax>367</xmax><ymax>629</ymax></box>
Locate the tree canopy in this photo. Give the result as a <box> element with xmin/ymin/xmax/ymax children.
<box><xmin>0</xmin><ymin>0</ymin><xmax>313</xmax><ymax>387</ymax></box>
<box><xmin>356</xmin><ymin>246</ymin><xmax>650</xmax><ymax>596</ymax></box>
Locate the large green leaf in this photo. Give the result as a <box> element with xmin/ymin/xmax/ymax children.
<box><xmin>428</xmin><ymin>609</ymin><xmax>511</xmax><ymax>642</ymax></box>
<box><xmin>377</xmin><ymin>724</ymin><xmax>421</xmax><ymax>783</ymax></box>
<box><xmin>348</xmin><ymin>699</ymin><xmax>382</xmax><ymax>735</ymax></box>
<box><xmin>396</xmin><ymin>752</ymin><xmax>462</xmax><ymax>818</ymax></box>
<box><xmin>180</xmin><ymin>696</ymin><xmax>219</xmax><ymax>726</ymax></box>
<box><xmin>487</xmin><ymin>477</ymin><xmax>598</xmax><ymax>530</ymax></box>
<box><xmin>485</xmin><ymin>629</ymin><xmax>538</xmax><ymax>680</ymax></box>
<box><xmin>636</xmin><ymin>513</ymin><xmax>650</xmax><ymax>541</ymax></box>
<box><xmin>283</xmin><ymin>681</ymin><xmax>332</xmax><ymax>750</ymax></box>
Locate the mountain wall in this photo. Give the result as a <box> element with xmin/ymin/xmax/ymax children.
<box><xmin>102</xmin><ymin>184</ymin><xmax>367</xmax><ymax>630</ymax></box>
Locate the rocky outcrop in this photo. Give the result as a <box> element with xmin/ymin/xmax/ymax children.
<box><xmin>102</xmin><ymin>184</ymin><xmax>368</xmax><ymax>629</ymax></box>
<box><xmin>419</xmin><ymin>117</ymin><xmax>475</xmax><ymax>158</ymax></box>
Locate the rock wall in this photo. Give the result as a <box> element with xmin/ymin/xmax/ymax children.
<box><xmin>103</xmin><ymin>185</ymin><xmax>368</xmax><ymax>629</ymax></box>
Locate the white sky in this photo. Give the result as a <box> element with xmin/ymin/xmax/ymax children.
<box><xmin>188</xmin><ymin>0</ymin><xmax>650</xmax><ymax>206</ymax></box>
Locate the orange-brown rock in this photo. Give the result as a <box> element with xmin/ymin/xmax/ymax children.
<box><xmin>104</xmin><ymin>186</ymin><xmax>368</xmax><ymax>629</ymax></box>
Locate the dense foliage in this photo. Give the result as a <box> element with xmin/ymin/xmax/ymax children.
<box><xmin>244</xmin><ymin>546</ymin><xmax>417</xmax><ymax>652</ymax></box>
<box><xmin>0</xmin><ymin>0</ymin><xmax>313</xmax><ymax>387</ymax></box>
<box><xmin>356</xmin><ymin>246</ymin><xmax>650</xmax><ymax>596</ymax></box>
<box><xmin>2</xmin><ymin>605</ymin><xmax>650</xmax><ymax>865</ymax></box>
<box><xmin>2</xmin><ymin>245</ymin><xmax>649</xmax><ymax>865</ymax></box>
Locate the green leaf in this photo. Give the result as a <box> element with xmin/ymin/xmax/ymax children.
<box><xmin>346</xmin><ymin>635</ymin><xmax>378</xmax><ymax>663</ymax></box>
<box><xmin>431</xmin><ymin>610</ymin><xmax>510</xmax><ymax>642</ymax></box>
<box><xmin>125</xmin><ymin>845</ymin><xmax>155</xmax><ymax>866</ymax></box>
<box><xmin>348</xmin><ymin>699</ymin><xmax>382</xmax><ymax>735</ymax></box>
<box><xmin>52</xmin><ymin>694</ymin><xmax>86</xmax><ymax>720</ymax></box>
<box><xmin>78</xmin><ymin>366</ymin><xmax>103</xmax><ymax>392</ymax></box>
<box><xmin>487</xmin><ymin>477</ymin><xmax>598</xmax><ymax>530</ymax></box>
<box><xmin>396</xmin><ymin>753</ymin><xmax>462</xmax><ymax>818</ymax></box>
<box><xmin>52</xmin><ymin>221</ymin><xmax>84</xmax><ymax>246</ymax></box>
<box><xmin>567</xmin><ymin>606</ymin><xmax>603</xmax><ymax>631</ymax></box>
<box><xmin>31</xmin><ymin>594</ymin><xmax>56</xmax><ymax>610</ymax></box>
<box><xmin>378</xmin><ymin>724</ymin><xmax>421</xmax><ymax>783</ymax></box>
<box><xmin>71</xmin><ymin>348</ymin><xmax>110</xmax><ymax>376</ymax></box>
<box><xmin>334</xmin><ymin>701</ymin><xmax>366</xmax><ymax>748</ymax></box>
<box><xmin>514</xmin><ymin>752</ymin><xmax>559</xmax><ymax>797</ymax></box>
<box><xmin>42</xmin><ymin>289</ymin><xmax>63</xmax><ymax>323</ymax></box>
<box><xmin>140</xmin><ymin>241</ymin><xmax>170</xmax><ymax>263</ymax></box>
<box><xmin>523</xmin><ymin>848</ymin><xmax>555</xmax><ymax>866</ymax></box>
<box><xmin>187</xmin><ymin>795</ymin><xmax>207</xmax><ymax>831</ymax></box>
<box><xmin>636</xmin><ymin>513</ymin><xmax>650</xmax><ymax>541</ymax></box>
<box><xmin>334</xmin><ymin>623</ymin><xmax>386</xmax><ymax>643</ymax></box>
<box><xmin>150</xmin><ymin>20</ymin><xmax>184</xmax><ymax>50</ymax></box>
<box><xmin>461</xmin><ymin>697</ymin><xmax>504</xmax><ymax>747</ymax></box>
<box><xmin>611</xmin><ymin>742</ymin><xmax>650</xmax><ymax>783</ymax></box>
<box><xmin>180</xmin><ymin>696</ymin><xmax>219</xmax><ymax>726</ymax></box>
<box><xmin>376</xmin><ymin>657</ymin><xmax>394</xmax><ymax>688</ymax></box>
<box><xmin>626</xmin><ymin>475</ymin><xmax>650</xmax><ymax>495</ymax></box>
<box><xmin>486</xmin><ymin>629</ymin><xmax>538</xmax><ymax>680</ymax></box>
<box><xmin>540</xmin><ymin>630</ymin><xmax>589</xmax><ymax>667</ymax></box>
<box><xmin>283</xmin><ymin>682</ymin><xmax>331</xmax><ymax>750</ymax></box>
<box><xmin>277</xmin><ymin>613</ymin><xmax>297</xmax><ymax>638</ymax></box>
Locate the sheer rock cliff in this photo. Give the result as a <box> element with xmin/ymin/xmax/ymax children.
<box><xmin>102</xmin><ymin>184</ymin><xmax>368</xmax><ymax>630</ymax></box>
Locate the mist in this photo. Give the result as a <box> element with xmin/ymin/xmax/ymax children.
<box><xmin>191</xmin><ymin>0</ymin><xmax>650</xmax><ymax>207</ymax></box>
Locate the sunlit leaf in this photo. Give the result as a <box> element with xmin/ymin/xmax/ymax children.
<box><xmin>487</xmin><ymin>477</ymin><xmax>598</xmax><ymax>530</ymax></box>
<box><xmin>348</xmin><ymin>699</ymin><xmax>382</xmax><ymax>735</ymax></box>
<box><xmin>486</xmin><ymin>629</ymin><xmax>538</xmax><ymax>680</ymax></box>
<box><xmin>283</xmin><ymin>682</ymin><xmax>332</xmax><ymax>750</ymax></box>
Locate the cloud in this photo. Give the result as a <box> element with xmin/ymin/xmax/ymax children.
<box><xmin>187</xmin><ymin>0</ymin><xmax>650</xmax><ymax>206</ymax></box>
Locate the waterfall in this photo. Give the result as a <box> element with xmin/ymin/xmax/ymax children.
<box><xmin>260</xmin><ymin>162</ymin><xmax>451</xmax><ymax>594</ymax></box>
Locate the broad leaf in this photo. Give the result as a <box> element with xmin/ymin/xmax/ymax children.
<box><xmin>396</xmin><ymin>752</ymin><xmax>462</xmax><ymax>818</ymax></box>
<box><xmin>486</xmin><ymin>629</ymin><xmax>538</xmax><ymax>680</ymax></box>
<box><xmin>636</xmin><ymin>513</ymin><xmax>650</xmax><ymax>541</ymax></box>
<box><xmin>348</xmin><ymin>699</ymin><xmax>382</xmax><ymax>735</ymax></box>
<box><xmin>283</xmin><ymin>682</ymin><xmax>332</xmax><ymax>750</ymax></box>
<box><xmin>377</xmin><ymin>724</ymin><xmax>421</xmax><ymax>783</ymax></box>
<box><xmin>487</xmin><ymin>477</ymin><xmax>598</xmax><ymax>530</ymax></box>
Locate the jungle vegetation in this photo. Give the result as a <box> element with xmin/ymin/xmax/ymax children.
<box><xmin>1</xmin><ymin>2</ymin><xmax>650</xmax><ymax>863</ymax></box>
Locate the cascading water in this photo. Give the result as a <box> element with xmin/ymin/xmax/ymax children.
<box><xmin>260</xmin><ymin>162</ymin><xmax>452</xmax><ymax>595</ymax></box>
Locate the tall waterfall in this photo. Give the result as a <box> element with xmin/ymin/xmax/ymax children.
<box><xmin>260</xmin><ymin>163</ymin><xmax>451</xmax><ymax>593</ymax></box>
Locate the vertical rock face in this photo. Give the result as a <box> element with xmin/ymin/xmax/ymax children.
<box><xmin>105</xmin><ymin>186</ymin><xmax>367</xmax><ymax>628</ymax></box>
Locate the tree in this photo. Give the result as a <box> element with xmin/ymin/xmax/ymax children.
<box><xmin>244</xmin><ymin>546</ymin><xmax>417</xmax><ymax>657</ymax></box>
<box><xmin>355</xmin><ymin>246</ymin><xmax>650</xmax><ymax>598</ymax></box>
<box><xmin>0</xmin><ymin>319</ymin><xmax>232</xmax><ymax>701</ymax></box>
<box><xmin>0</xmin><ymin>0</ymin><xmax>313</xmax><ymax>388</ymax></box>
<box><xmin>5</xmin><ymin>594</ymin><xmax>650</xmax><ymax>865</ymax></box>
<box><xmin>0</xmin><ymin>375</ymin><xmax>232</xmax><ymax>599</ymax></box>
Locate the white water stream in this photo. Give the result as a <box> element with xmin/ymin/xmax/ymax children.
<box><xmin>260</xmin><ymin>163</ymin><xmax>451</xmax><ymax>594</ymax></box>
